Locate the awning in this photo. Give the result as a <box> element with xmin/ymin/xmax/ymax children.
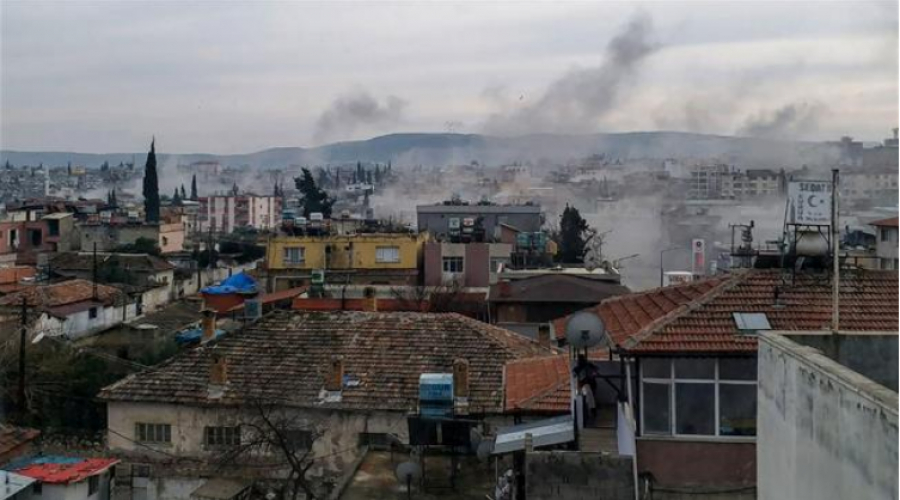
<box><xmin>492</xmin><ymin>415</ymin><xmax>575</xmax><ymax>454</ymax></box>
<box><xmin>190</xmin><ymin>478</ymin><xmax>251</xmax><ymax>500</ymax></box>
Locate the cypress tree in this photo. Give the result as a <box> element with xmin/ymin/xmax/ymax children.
<box><xmin>190</xmin><ymin>174</ymin><xmax>198</xmax><ymax>200</ymax></box>
<box><xmin>142</xmin><ymin>138</ymin><xmax>160</xmax><ymax>223</ymax></box>
<box><xmin>110</xmin><ymin>189</ymin><xmax>117</xmax><ymax>207</ymax></box>
<box><xmin>180</xmin><ymin>184</ymin><xmax>187</xmax><ymax>200</ymax></box>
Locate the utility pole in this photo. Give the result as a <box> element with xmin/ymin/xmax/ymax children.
<box><xmin>92</xmin><ymin>242</ymin><xmax>99</xmax><ymax>300</ymax></box>
<box><xmin>17</xmin><ymin>296</ymin><xmax>27</xmax><ymax>423</ymax></box>
<box><xmin>831</xmin><ymin>169</ymin><xmax>840</xmax><ymax>333</ymax></box>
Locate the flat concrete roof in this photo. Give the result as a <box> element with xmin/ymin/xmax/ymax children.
<box><xmin>416</xmin><ymin>205</ymin><xmax>541</xmax><ymax>214</ymax></box>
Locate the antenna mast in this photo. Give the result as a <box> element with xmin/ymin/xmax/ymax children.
<box><xmin>831</xmin><ymin>169</ymin><xmax>840</xmax><ymax>333</ymax></box>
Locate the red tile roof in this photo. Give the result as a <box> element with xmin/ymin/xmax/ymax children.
<box><xmin>0</xmin><ymin>279</ymin><xmax>122</xmax><ymax>310</ymax></box>
<box><xmin>10</xmin><ymin>458</ymin><xmax>119</xmax><ymax>484</ymax></box>
<box><xmin>624</xmin><ymin>269</ymin><xmax>899</xmax><ymax>354</ymax></box>
<box><xmin>0</xmin><ymin>267</ymin><xmax>36</xmax><ymax>286</ymax></box>
<box><xmin>505</xmin><ymin>355</ymin><xmax>571</xmax><ymax>413</ymax></box>
<box><xmin>552</xmin><ymin>276</ymin><xmax>730</xmax><ymax>344</ymax></box>
<box><xmin>870</xmin><ymin>217</ymin><xmax>899</xmax><ymax>227</ymax></box>
<box><xmin>0</xmin><ymin>426</ymin><xmax>39</xmax><ymax>459</ymax></box>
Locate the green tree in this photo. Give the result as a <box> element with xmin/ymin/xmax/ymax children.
<box><xmin>294</xmin><ymin>167</ymin><xmax>334</xmax><ymax>218</ymax></box>
<box><xmin>142</xmin><ymin>139</ymin><xmax>160</xmax><ymax>223</ymax></box>
<box><xmin>172</xmin><ymin>187</ymin><xmax>182</xmax><ymax>205</ymax></box>
<box><xmin>114</xmin><ymin>236</ymin><xmax>161</xmax><ymax>256</ymax></box>
<box><xmin>180</xmin><ymin>184</ymin><xmax>187</xmax><ymax>200</ymax></box>
<box><xmin>190</xmin><ymin>174</ymin><xmax>198</xmax><ymax>200</ymax></box>
<box><xmin>557</xmin><ymin>204</ymin><xmax>589</xmax><ymax>264</ymax></box>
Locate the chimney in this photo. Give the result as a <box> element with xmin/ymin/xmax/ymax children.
<box><xmin>363</xmin><ymin>286</ymin><xmax>378</xmax><ymax>312</ymax></box>
<box><xmin>325</xmin><ymin>356</ymin><xmax>344</xmax><ymax>392</ymax></box>
<box><xmin>537</xmin><ymin>324</ymin><xmax>552</xmax><ymax>347</ymax></box>
<box><xmin>201</xmin><ymin>309</ymin><xmax>216</xmax><ymax>343</ymax></box>
<box><xmin>498</xmin><ymin>280</ymin><xmax>511</xmax><ymax>298</ymax></box>
<box><xmin>453</xmin><ymin>358</ymin><xmax>470</xmax><ymax>399</ymax></box>
<box><xmin>208</xmin><ymin>351</ymin><xmax>228</xmax><ymax>400</ymax></box>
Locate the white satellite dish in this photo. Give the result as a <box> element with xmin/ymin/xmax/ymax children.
<box><xmin>476</xmin><ymin>440</ymin><xmax>494</xmax><ymax>462</ymax></box>
<box><xmin>565</xmin><ymin>311</ymin><xmax>608</xmax><ymax>349</ymax></box>
<box><xmin>395</xmin><ymin>461</ymin><xmax>422</xmax><ymax>484</ymax></box>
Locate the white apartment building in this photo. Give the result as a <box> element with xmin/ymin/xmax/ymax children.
<box><xmin>199</xmin><ymin>195</ymin><xmax>282</xmax><ymax>234</ymax></box>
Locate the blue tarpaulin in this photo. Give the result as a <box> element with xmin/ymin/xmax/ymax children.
<box><xmin>201</xmin><ymin>272</ymin><xmax>257</xmax><ymax>295</ymax></box>
<box><xmin>175</xmin><ymin>328</ymin><xmax>225</xmax><ymax>345</ymax></box>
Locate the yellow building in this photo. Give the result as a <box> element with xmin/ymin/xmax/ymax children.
<box><xmin>264</xmin><ymin>232</ymin><xmax>428</xmax><ymax>291</ymax></box>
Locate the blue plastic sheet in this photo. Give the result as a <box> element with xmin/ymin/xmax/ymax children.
<box><xmin>201</xmin><ymin>272</ymin><xmax>257</xmax><ymax>295</ymax></box>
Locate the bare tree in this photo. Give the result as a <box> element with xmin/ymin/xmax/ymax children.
<box><xmin>214</xmin><ymin>398</ymin><xmax>327</xmax><ymax>500</ymax></box>
<box><xmin>389</xmin><ymin>281</ymin><xmax>471</xmax><ymax>314</ymax></box>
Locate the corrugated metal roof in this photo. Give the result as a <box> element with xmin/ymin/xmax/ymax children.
<box><xmin>6</xmin><ymin>457</ymin><xmax>119</xmax><ymax>484</ymax></box>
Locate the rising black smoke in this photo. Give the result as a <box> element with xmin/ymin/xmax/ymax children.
<box><xmin>736</xmin><ymin>102</ymin><xmax>827</xmax><ymax>140</ymax></box>
<box><xmin>314</xmin><ymin>91</ymin><xmax>407</xmax><ymax>144</ymax></box>
<box><xmin>483</xmin><ymin>12</ymin><xmax>660</xmax><ymax>136</ymax></box>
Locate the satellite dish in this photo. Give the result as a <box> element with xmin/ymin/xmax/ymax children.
<box><xmin>470</xmin><ymin>428</ymin><xmax>483</xmax><ymax>449</ymax></box>
<box><xmin>395</xmin><ymin>461</ymin><xmax>421</xmax><ymax>486</ymax></box>
<box><xmin>31</xmin><ymin>332</ymin><xmax>45</xmax><ymax>344</ymax></box>
<box><xmin>565</xmin><ymin>311</ymin><xmax>607</xmax><ymax>349</ymax></box>
<box><xmin>476</xmin><ymin>440</ymin><xmax>494</xmax><ymax>462</ymax></box>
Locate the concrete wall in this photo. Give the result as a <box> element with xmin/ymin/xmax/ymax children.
<box><xmin>785</xmin><ymin>333</ymin><xmax>898</xmax><ymax>391</ymax></box>
<box><xmin>526</xmin><ymin>451</ymin><xmax>633</xmax><ymax>500</ymax></box>
<box><xmin>14</xmin><ymin>471</ymin><xmax>114</xmax><ymax>500</ymax></box>
<box><xmin>107</xmin><ymin>402</ymin><xmax>406</xmax><ymax>474</ymax></box>
<box><xmin>876</xmin><ymin>226</ymin><xmax>898</xmax><ymax>262</ymax></box>
<box><xmin>758</xmin><ymin>333</ymin><xmax>899</xmax><ymax>500</ymax></box>
<box><xmin>37</xmin><ymin>303</ymin><xmax>138</xmax><ymax>340</ymax></box>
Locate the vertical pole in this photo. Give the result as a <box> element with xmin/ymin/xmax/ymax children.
<box><xmin>18</xmin><ymin>296</ymin><xmax>27</xmax><ymax>422</ymax></box>
<box><xmin>92</xmin><ymin>242</ymin><xmax>98</xmax><ymax>300</ymax></box>
<box><xmin>832</xmin><ymin>169</ymin><xmax>840</xmax><ymax>333</ymax></box>
<box><xmin>659</xmin><ymin>249</ymin><xmax>664</xmax><ymax>287</ymax></box>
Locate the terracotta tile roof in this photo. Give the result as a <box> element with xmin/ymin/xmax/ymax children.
<box><xmin>99</xmin><ymin>311</ymin><xmax>553</xmax><ymax>414</ymax></box>
<box><xmin>0</xmin><ymin>279</ymin><xmax>123</xmax><ymax>310</ymax></box>
<box><xmin>552</xmin><ymin>276</ymin><xmax>730</xmax><ymax>344</ymax></box>
<box><xmin>0</xmin><ymin>267</ymin><xmax>36</xmax><ymax>286</ymax></box>
<box><xmin>870</xmin><ymin>216</ymin><xmax>899</xmax><ymax>227</ymax></box>
<box><xmin>505</xmin><ymin>355</ymin><xmax>571</xmax><ymax>413</ymax></box>
<box><xmin>624</xmin><ymin>269</ymin><xmax>899</xmax><ymax>354</ymax></box>
<box><xmin>8</xmin><ymin>457</ymin><xmax>119</xmax><ymax>484</ymax></box>
<box><xmin>0</xmin><ymin>426</ymin><xmax>39</xmax><ymax>460</ymax></box>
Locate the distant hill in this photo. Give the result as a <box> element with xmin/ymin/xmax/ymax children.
<box><xmin>0</xmin><ymin>131</ymin><xmax>839</xmax><ymax>169</ymax></box>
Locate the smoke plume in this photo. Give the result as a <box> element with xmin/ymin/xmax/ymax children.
<box><xmin>314</xmin><ymin>91</ymin><xmax>407</xmax><ymax>144</ymax></box>
<box><xmin>483</xmin><ymin>12</ymin><xmax>660</xmax><ymax>136</ymax></box>
<box><xmin>736</xmin><ymin>102</ymin><xmax>826</xmax><ymax>140</ymax></box>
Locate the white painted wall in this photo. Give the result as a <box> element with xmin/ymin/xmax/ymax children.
<box><xmin>758</xmin><ymin>334</ymin><xmax>898</xmax><ymax>500</ymax></box>
<box><xmin>37</xmin><ymin>303</ymin><xmax>137</xmax><ymax>340</ymax></box>
<box><xmin>13</xmin><ymin>471</ymin><xmax>113</xmax><ymax>500</ymax></box>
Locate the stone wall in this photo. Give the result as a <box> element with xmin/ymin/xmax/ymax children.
<box><xmin>525</xmin><ymin>451</ymin><xmax>633</xmax><ymax>500</ymax></box>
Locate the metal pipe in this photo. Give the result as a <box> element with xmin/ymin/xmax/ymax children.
<box><xmin>659</xmin><ymin>247</ymin><xmax>680</xmax><ymax>287</ymax></box>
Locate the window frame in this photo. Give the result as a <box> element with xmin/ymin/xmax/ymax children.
<box><xmin>88</xmin><ymin>475</ymin><xmax>99</xmax><ymax>496</ymax></box>
<box><xmin>135</xmin><ymin>422</ymin><xmax>172</xmax><ymax>444</ymax></box>
<box><xmin>203</xmin><ymin>425</ymin><xmax>241</xmax><ymax>447</ymax></box>
<box><xmin>442</xmin><ymin>256</ymin><xmax>464</xmax><ymax>273</ymax></box>
<box><xmin>89</xmin><ymin>307</ymin><xmax>98</xmax><ymax>319</ymax></box>
<box><xmin>375</xmin><ymin>246</ymin><xmax>401</xmax><ymax>264</ymax></box>
<box><xmin>282</xmin><ymin>246</ymin><xmax>305</xmax><ymax>265</ymax></box>
<box><xmin>639</xmin><ymin>357</ymin><xmax>757</xmax><ymax>439</ymax></box>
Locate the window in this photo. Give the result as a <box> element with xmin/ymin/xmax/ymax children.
<box><xmin>442</xmin><ymin>256</ymin><xmax>464</xmax><ymax>273</ymax></box>
<box><xmin>88</xmin><ymin>475</ymin><xmax>99</xmax><ymax>496</ymax></box>
<box><xmin>89</xmin><ymin>307</ymin><xmax>98</xmax><ymax>319</ymax></box>
<box><xmin>283</xmin><ymin>246</ymin><xmax>305</xmax><ymax>265</ymax></box>
<box><xmin>47</xmin><ymin>220</ymin><xmax>59</xmax><ymax>237</ymax></box>
<box><xmin>881</xmin><ymin>258</ymin><xmax>894</xmax><ymax>270</ymax></box>
<box><xmin>732</xmin><ymin>312</ymin><xmax>771</xmax><ymax>332</ymax></box>
<box><xmin>284</xmin><ymin>428</ymin><xmax>314</xmax><ymax>449</ymax></box>
<box><xmin>640</xmin><ymin>357</ymin><xmax>757</xmax><ymax>437</ymax></box>
<box><xmin>204</xmin><ymin>426</ymin><xmax>241</xmax><ymax>447</ymax></box>
<box><xmin>490</xmin><ymin>257</ymin><xmax>509</xmax><ymax>273</ymax></box>
<box><xmin>375</xmin><ymin>246</ymin><xmax>400</xmax><ymax>263</ymax></box>
<box><xmin>135</xmin><ymin>423</ymin><xmax>171</xmax><ymax>443</ymax></box>
<box><xmin>881</xmin><ymin>228</ymin><xmax>890</xmax><ymax>242</ymax></box>
<box><xmin>32</xmin><ymin>482</ymin><xmax>42</xmax><ymax>495</ymax></box>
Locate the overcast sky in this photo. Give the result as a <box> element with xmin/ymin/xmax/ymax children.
<box><xmin>1</xmin><ymin>1</ymin><xmax>897</xmax><ymax>153</ymax></box>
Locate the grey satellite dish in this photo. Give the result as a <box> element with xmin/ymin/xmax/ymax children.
<box><xmin>470</xmin><ymin>428</ymin><xmax>483</xmax><ymax>449</ymax></box>
<box><xmin>476</xmin><ymin>440</ymin><xmax>494</xmax><ymax>462</ymax></box>
<box><xmin>565</xmin><ymin>311</ymin><xmax>608</xmax><ymax>349</ymax></box>
<box><xmin>395</xmin><ymin>461</ymin><xmax>421</xmax><ymax>483</ymax></box>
